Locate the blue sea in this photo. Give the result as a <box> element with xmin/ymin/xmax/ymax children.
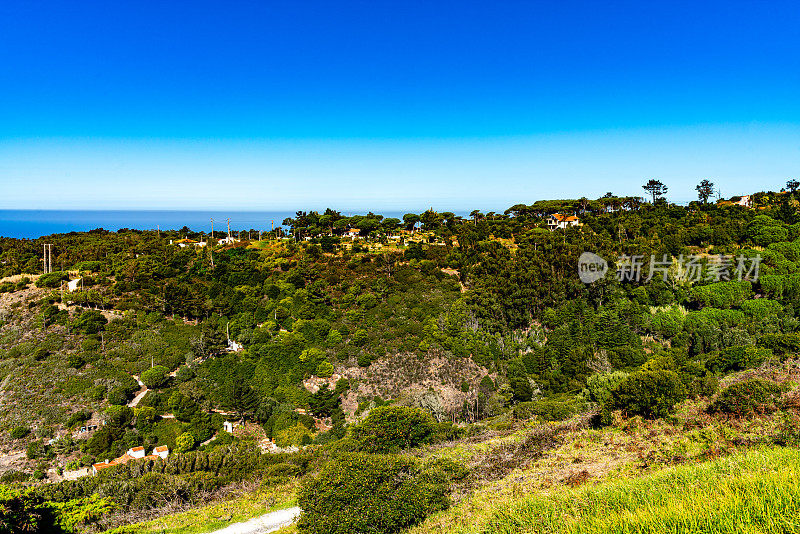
<box><xmin>0</xmin><ymin>210</ymin><xmax>438</xmax><ymax>239</ymax></box>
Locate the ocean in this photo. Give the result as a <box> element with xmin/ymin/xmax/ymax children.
<box><xmin>0</xmin><ymin>209</ymin><xmax>447</xmax><ymax>239</ymax></box>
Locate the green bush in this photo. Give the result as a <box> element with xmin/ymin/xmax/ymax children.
<box><xmin>351</xmin><ymin>406</ymin><xmax>436</xmax><ymax>453</ymax></box>
<box><xmin>611</xmin><ymin>370</ymin><xmax>687</xmax><ymax>418</ymax></box>
<box><xmin>705</xmin><ymin>346</ymin><xmax>773</xmax><ymax>373</ymax></box>
<box><xmin>107</xmin><ymin>388</ymin><xmax>129</xmax><ymax>406</ymax></box>
<box><xmin>175</xmin><ymin>432</ymin><xmax>196</xmax><ymax>453</ymax></box>
<box><xmin>297</xmin><ymin>453</ymin><xmax>449</xmax><ymax>534</ymax></box>
<box><xmin>9</xmin><ymin>426</ymin><xmax>30</xmax><ymax>440</ymax></box>
<box><xmin>67</xmin><ymin>353</ymin><xmax>86</xmax><ymax>369</ymax></box>
<box><xmin>316</xmin><ymin>361</ymin><xmax>334</xmax><ymax>378</ymax></box>
<box><xmin>72</xmin><ymin>310</ymin><xmax>108</xmax><ymax>335</ymax></box>
<box><xmin>513</xmin><ymin>398</ymin><xmax>587</xmax><ymax>422</ymax></box>
<box><xmin>140</xmin><ymin>366</ymin><xmax>169</xmax><ymax>389</ymax></box>
<box><xmin>36</xmin><ymin>271</ymin><xmax>69</xmax><ymax>288</ymax></box>
<box><xmin>708</xmin><ymin>379</ymin><xmax>781</xmax><ymax>417</ymax></box>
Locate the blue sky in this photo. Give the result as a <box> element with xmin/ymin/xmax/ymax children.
<box><xmin>1</xmin><ymin>1</ymin><xmax>799</xmax><ymax>210</ymax></box>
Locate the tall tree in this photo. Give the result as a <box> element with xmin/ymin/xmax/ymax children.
<box><xmin>402</xmin><ymin>213</ymin><xmax>421</xmax><ymax>232</ymax></box>
<box><xmin>696</xmin><ymin>179</ymin><xmax>715</xmax><ymax>203</ymax></box>
<box><xmin>787</xmin><ymin>179</ymin><xmax>800</xmax><ymax>193</ymax></box>
<box><xmin>222</xmin><ymin>379</ymin><xmax>259</xmax><ymax>421</ymax></box>
<box><xmin>642</xmin><ymin>179</ymin><xmax>668</xmax><ymax>203</ymax></box>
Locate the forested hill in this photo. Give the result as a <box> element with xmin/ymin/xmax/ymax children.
<box><xmin>2</xmin><ymin>193</ymin><xmax>800</xmax><ymax>532</ymax></box>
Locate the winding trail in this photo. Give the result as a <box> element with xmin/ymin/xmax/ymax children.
<box><xmin>210</xmin><ymin>506</ymin><xmax>301</xmax><ymax>534</ymax></box>
<box><xmin>128</xmin><ymin>375</ymin><xmax>148</xmax><ymax>407</ymax></box>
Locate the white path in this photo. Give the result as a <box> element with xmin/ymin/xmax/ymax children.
<box><xmin>210</xmin><ymin>506</ymin><xmax>301</xmax><ymax>534</ymax></box>
<box><xmin>127</xmin><ymin>375</ymin><xmax>148</xmax><ymax>407</ymax></box>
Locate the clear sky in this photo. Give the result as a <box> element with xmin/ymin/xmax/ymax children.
<box><xmin>1</xmin><ymin>1</ymin><xmax>799</xmax><ymax>211</ymax></box>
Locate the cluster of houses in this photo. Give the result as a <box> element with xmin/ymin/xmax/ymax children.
<box><xmin>91</xmin><ymin>445</ymin><xmax>169</xmax><ymax>474</ymax></box>
<box><xmin>170</xmin><ymin>238</ymin><xmax>208</xmax><ymax>248</ymax></box>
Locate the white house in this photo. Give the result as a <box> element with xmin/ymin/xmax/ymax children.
<box><xmin>128</xmin><ymin>446</ymin><xmax>146</xmax><ymax>459</ymax></box>
<box><xmin>153</xmin><ymin>445</ymin><xmax>169</xmax><ymax>459</ymax></box>
<box><xmin>547</xmin><ymin>213</ymin><xmax>580</xmax><ymax>230</ymax></box>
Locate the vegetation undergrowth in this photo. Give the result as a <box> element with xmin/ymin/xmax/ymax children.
<box><xmin>479</xmin><ymin>446</ymin><xmax>800</xmax><ymax>534</ymax></box>
<box><xmin>102</xmin><ymin>480</ymin><xmax>298</xmax><ymax>534</ymax></box>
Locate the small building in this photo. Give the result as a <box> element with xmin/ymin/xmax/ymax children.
<box><xmin>75</xmin><ymin>416</ymin><xmax>104</xmax><ymax>439</ymax></box>
<box><xmin>217</xmin><ymin>236</ymin><xmax>239</xmax><ymax>245</ymax></box>
<box><xmin>547</xmin><ymin>213</ymin><xmax>580</xmax><ymax>231</ymax></box>
<box><xmin>223</xmin><ymin>420</ymin><xmax>237</xmax><ymax>433</ymax></box>
<box><xmin>344</xmin><ymin>228</ymin><xmax>360</xmax><ymax>239</ymax></box>
<box><xmin>91</xmin><ymin>445</ymin><xmax>169</xmax><ymax>475</ymax></box>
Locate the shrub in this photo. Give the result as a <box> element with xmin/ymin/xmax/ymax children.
<box><xmin>140</xmin><ymin>366</ymin><xmax>170</xmax><ymax>389</ymax></box>
<box><xmin>87</xmin><ymin>385</ymin><xmax>106</xmax><ymax>401</ymax></box>
<box><xmin>72</xmin><ymin>310</ymin><xmax>107</xmax><ymax>335</ymax></box>
<box><xmin>708</xmin><ymin>379</ymin><xmax>781</xmax><ymax>417</ymax></box>
<box><xmin>36</xmin><ymin>271</ymin><xmax>68</xmax><ymax>288</ymax></box>
<box><xmin>175</xmin><ymin>432</ymin><xmax>196</xmax><ymax>453</ymax></box>
<box><xmin>316</xmin><ymin>361</ymin><xmax>334</xmax><ymax>378</ymax></box>
<box><xmin>107</xmin><ymin>388</ymin><xmax>129</xmax><ymax>406</ymax></box>
<box><xmin>705</xmin><ymin>346</ymin><xmax>773</xmax><ymax>373</ymax></box>
<box><xmin>0</xmin><ymin>487</ymin><xmax>61</xmax><ymax>532</ymax></box>
<box><xmin>351</xmin><ymin>406</ymin><xmax>436</xmax><ymax>453</ymax></box>
<box><xmin>297</xmin><ymin>453</ymin><xmax>449</xmax><ymax>534</ymax></box>
<box><xmin>67</xmin><ymin>353</ymin><xmax>86</xmax><ymax>369</ymax></box>
<box><xmin>9</xmin><ymin>426</ymin><xmax>30</xmax><ymax>440</ymax></box>
<box><xmin>513</xmin><ymin>398</ymin><xmax>587</xmax><ymax>422</ymax></box>
<box><xmin>352</xmin><ymin>329</ymin><xmax>369</xmax><ymax>347</ymax></box>
<box><xmin>611</xmin><ymin>370</ymin><xmax>687</xmax><ymax>418</ymax></box>
<box><xmin>326</xmin><ymin>329</ymin><xmax>343</xmax><ymax>345</ymax></box>
<box><xmin>356</xmin><ymin>293</ymin><xmax>378</xmax><ymax>309</ymax></box>
<box><xmin>581</xmin><ymin>371</ymin><xmax>629</xmax><ymax>406</ymax></box>
<box><xmin>0</xmin><ymin>470</ymin><xmax>30</xmax><ymax>484</ymax></box>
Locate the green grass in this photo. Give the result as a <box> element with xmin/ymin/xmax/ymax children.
<box><xmin>472</xmin><ymin>447</ymin><xmax>800</xmax><ymax>534</ymax></box>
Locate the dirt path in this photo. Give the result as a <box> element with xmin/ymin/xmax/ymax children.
<box><xmin>127</xmin><ymin>376</ymin><xmax>148</xmax><ymax>408</ymax></box>
<box><xmin>210</xmin><ymin>507</ymin><xmax>300</xmax><ymax>534</ymax></box>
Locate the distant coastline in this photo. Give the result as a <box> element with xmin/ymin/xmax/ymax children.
<box><xmin>0</xmin><ymin>209</ymin><xmax>462</xmax><ymax>239</ymax></box>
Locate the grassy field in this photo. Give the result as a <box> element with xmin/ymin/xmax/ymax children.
<box><xmin>103</xmin><ymin>481</ymin><xmax>298</xmax><ymax>534</ymax></box>
<box><xmin>417</xmin><ymin>446</ymin><xmax>800</xmax><ymax>534</ymax></box>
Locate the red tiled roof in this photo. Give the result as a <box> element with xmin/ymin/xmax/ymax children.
<box><xmin>549</xmin><ymin>213</ymin><xmax>579</xmax><ymax>222</ymax></box>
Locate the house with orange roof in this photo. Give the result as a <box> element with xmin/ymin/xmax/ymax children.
<box><xmin>547</xmin><ymin>213</ymin><xmax>580</xmax><ymax>231</ymax></box>
<box><xmin>91</xmin><ymin>445</ymin><xmax>169</xmax><ymax>475</ymax></box>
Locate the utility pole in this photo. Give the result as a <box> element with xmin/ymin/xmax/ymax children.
<box><xmin>157</xmin><ymin>225</ymin><xmax>160</xmax><ymax>238</ymax></box>
<box><xmin>43</xmin><ymin>244</ymin><xmax>54</xmax><ymax>274</ymax></box>
<box><xmin>226</xmin><ymin>218</ymin><xmax>231</xmax><ymax>240</ymax></box>
<box><xmin>211</xmin><ymin>218</ymin><xmax>214</xmax><ymax>240</ymax></box>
